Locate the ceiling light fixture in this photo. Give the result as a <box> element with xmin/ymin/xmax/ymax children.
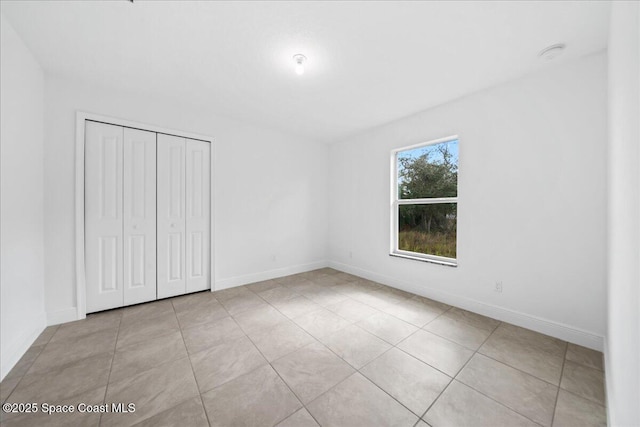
<box><xmin>293</xmin><ymin>54</ymin><xmax>307</xmax><ymax>75</ymax></box>
<box><xmin>538</xmin><ymin>44</ymin><xmax>566</xmax><ymax>61</ymax></box>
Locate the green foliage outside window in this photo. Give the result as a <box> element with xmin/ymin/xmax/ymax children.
<box><xmin>397</xmin><ymin>140</ymin><xmax>458</xmax><ymax>258</ymax></box>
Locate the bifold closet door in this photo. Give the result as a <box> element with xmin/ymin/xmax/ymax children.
<box><xmin>87</xmin><ymin>123</ymin><xmax>210</xmax><ymax>309</ymax></box>
<box><xmin>86</xmin><ymin>122</ymin><xmax>157</xmax><ymax>312</ymax></box>
<box><xmin>186</xmin><ymin>140</ymin><xmax>210</xmax><ymax>293</ymax></box>
<box><xmin>123</xmin><ymin>128</ymin><xmax>157</xmax><ymax>306</ymax></box>
<box><xmin>85</xmin><ymin>121</ymin><xmax>124</xmax><ymax>313</ymax></box>
<box><xmin>157</xmin><ymin>134</ymin><xmax>187</xmax><ymax>298</ymax></box>
<box><xmin>157</xmin><ymin>135</ymin><xmax>210</xmax><ymax>298</ymax></box>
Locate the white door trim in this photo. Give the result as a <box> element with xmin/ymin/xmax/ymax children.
<box><xmin>75</xmin><ymin>111</ymin><xmax>215</xmax><ymax>320</ymax></box>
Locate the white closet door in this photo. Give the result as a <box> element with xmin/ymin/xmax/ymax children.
<box><xmin>186</xmin><ymin>139</ymin><xmax>210</xmax><ymax>292</ymax></box>
<box><xmin>85</xmin><ymin>121</ymin><xmax>124</xmax><ymax>312</ymax></box>
<box><xmin>157</xmin><ymin>134</ymin><xmax>186</xmax><ymax>298</ymax></box>
<box><xmin>123</xmin><ymin>128</ymin><xmax>157</xmax><ymax>305</ymax></box>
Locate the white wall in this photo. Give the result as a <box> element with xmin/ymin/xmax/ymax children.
<box><xmin>0</xmin><ymin>14</ymin><xmax>46</xmax><ymax>380</ymax></box>
<box><xmin>43</xmin><ymin>75</ymin><xmax>328</xmax><ymax>323</ymax></box>
<box><xmin>328</xmin><ymin>53</ymin><xmax>607</xmax><ymax>350</ymax></box>
<box><xmin>606</xmin><ymin>2</ymin><xmax>640</xmax><ymax>426</ymax></box>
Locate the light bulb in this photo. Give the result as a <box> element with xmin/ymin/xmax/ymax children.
<box><xmin>293</xmin><ymin>54</ymin><xmax>306</xmax><ymax>76</ymax></box>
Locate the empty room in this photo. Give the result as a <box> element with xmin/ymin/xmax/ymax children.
<box><xmin>0</xmin><ymin>1</ymin><xmax>638</xmax><ymax>426</ymax></box>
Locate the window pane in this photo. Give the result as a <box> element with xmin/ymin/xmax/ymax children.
<box><xmin>398</xmin><ymin>139</ymin><xmax>458</xmax><ymax>199</ymax></box>
<box><xmin>398</xmin><ymin>203</ymin><xmax>457</xmax><ymax>258</ymax></box>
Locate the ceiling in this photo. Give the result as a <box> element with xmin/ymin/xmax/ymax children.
<box><xmin>1</xmin><ymin>1</ymin><xmax>610</xmax><ymax>143</ymax></box>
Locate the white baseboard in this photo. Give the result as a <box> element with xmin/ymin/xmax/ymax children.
<box><xmin>0</xmin><ymin>312</ymin><xmax>46</xmax><ymax>381</ymax></box>
<box><xmin>38</xmin><ymin>258</ymin><xmax>604</xmax><ymax>351</ymax></box>
<box><xmin>46</xmin><ymin>307</ymin><xmax>79</xmax><ymax>326</ymax></box>
<box><xmin>42</xmin><ymin>261</ymin><xmax>328</xmax><ymax>324</ymax></box>
<box><xmin>214</xmin><ymin>260</ymin><xmax>328</xmax><ymax>291</ymax></box>
<box><xmin>329</xmin><ymin>260</ymin><xmax>605</xmax><ymax>351</ymax></box>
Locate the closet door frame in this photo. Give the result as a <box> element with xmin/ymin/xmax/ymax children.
<box><xmin>75</xmin><ymin>111</ymin><xmax>215</xmax><ymax>321</ymax></box>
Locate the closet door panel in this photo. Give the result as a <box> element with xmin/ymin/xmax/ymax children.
<box><xmin>123</xmin><ymin>128</ymin><xmax>157</xmax><ymax>305</ymax></box>
<box><xmin>186</xmin><ymin>140</ymin><xmax>210</xmax><ymax>292</ymax></box>
<box><xmin>85</xmin><ymin>121</ymin><xmax>124</xmax><ymax>312</ymax></box>
<box><xmin>157</xmin><ymin>134</ymin><xmax>186</xmax><ymax>298</ymax></box>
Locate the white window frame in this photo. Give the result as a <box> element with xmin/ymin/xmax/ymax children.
<box><xmin>390</xmin><ymin>135</ymin><xmax>458</xmax><ymax>267</ymax></box>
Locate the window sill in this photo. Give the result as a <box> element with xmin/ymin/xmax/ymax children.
<box><xmin>389</xmin><ymin>252</ymin><xmax>458</xmax><ymax>267</ymax></box>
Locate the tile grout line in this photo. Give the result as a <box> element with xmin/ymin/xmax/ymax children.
<box><xmin>218</xmin><ymin>294</ymin><xmax>333</xmax><ymax>427</ymax></box>
<box><xmin>345</xmin><ymin>289</ymin><xmax>460</xmax><ymax>342</ymax></box>
<box><xmin>116</xmin><ymin>305</ymin><xmax>186</xmax><ymax>350</ymax></box>
<box><xmin>349</xmin><ymin>291</ymin><xmax>444</xmax><ymax>324</ymax></box>
<box><xmin>165</xmin><ymin>283</ymin><xmax>445</xmax><ymax>426</ymax></box>
<box><xmin>474</xmin><ymin>350</ymin><xmax>564</xmax><ymax>388</ymax></box>
<box><xmin>236</xmin><ymin>317</ymin><xmax>321</xmax><ymax>427</ymax></box>
<box><xmin>240</xmin><ymin>282</ymin><xmax>348</xmax><ymax>426</ymax></box>
<box><xmin>0</xmin><ymin>326</ymin><xmax>56</xmax><ymax>424</ymax></box>
<box><xmin>239</xmin><ymin>276</ymin><xmax>421</xmax><ymax>425</ymax></box>
<box><xmin>257</xmin><ymin>278</ymin><xmax>439</xmax><ymax>423</ymax></box>
<box><xmin>172</xmin><ymin>299</ymin><xmax>215</xmax><ymax>427</ymax></box>
<box><xmin>550</xmin><ymin>342</ymin><xmax>569</xmax><ymax>427</ymax></box>
<box><xmin>106</xmin><ymin>299</ymin><xmax>217</xmax><ymax>424</ymax></box>
<box><xmin>558</xmin><ymin>387</ymin><xmax>607</xmax><ymax>409</ymax></box>
<box><xmin>436</xmin><ymin>321</ymin><xmax>552</xmax><ymax>427</ymax></box>
<box><xmin>418</xmin><ymin>311</ymin><xmax>502</xmax><ymax>351</ymax></box>
<box><xmin>469</xmin><ymin>323</ymin><xmax>569</xmax><ymax>387</ymax></box>
<box><xmin>394</xmin><ymin>304</ymin><xmax>454</xmax><ymax>345</ymax></box>
<box><xmin>355</xmin><ymin>344</ymin><xmax>429</xmax><ymax>420</ymax></box>
<box><xmin>80</xmin><ymin>274</ymin><xmax>594</xmax><ymax>425</ymax></box>
<box><xmin>438</xmin><ymin>377</ymin><xmax>545</xmax><ymax>427</ymax></box>
<box><xmin>455</xmin><ymin>380</ymin><xmax>548</xmax><ymax>427</ymax></box>
<box><xmin>98</xmin><ymin>311</ymin><xmax>123</xmax><ymax>427</ymax></box>
<box><xmin>255</xmin><ymin>277</ymin><xmax>463</xmax><ymax>423</ymax></box>
<box><xmin>1</xmin><ymin>331</ymin><xmax>51</xmax><ymax>405</ymax></box>
<box><xmin>176</xmin><ymin>277</ymin><xmax>585</xmax><ymax>426</ymax></box>
<box><xmin>294</xmin><ymin>292</ymin><xmax>454</xmax><ymax>424</ymax></box>
<box><xmin>417</xmin><ymin>319</ymin><xmax>502</xmax><ymax>424</ymax></box>
<box><xmin>428</xmin><ymin>317</ymin><xmax>573</xmax><ymax>388</ymax></box>
<box><xmin>170</xmin><ymin>276</ymin><xmax>549</xmax><ymax>426</ymax></box>
<box><xmin>384</xmin><ymin>304</ymin><xmax>457</xmax><ymax>382</ymax></box>
<box><xmin>3</xmin><ymin>271</ymin><xmax>604</xmax><ymax>427</ymax></box>
<box><xmin>556</xmin><ymin>356</ymin><xmax>608</xmax><ymax>404</ymax></box>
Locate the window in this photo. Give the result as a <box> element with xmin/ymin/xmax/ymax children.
<box><xmin>391</xmin><ymin>136</ymin><xmax>458</xmax><ymax>266</ymax></box>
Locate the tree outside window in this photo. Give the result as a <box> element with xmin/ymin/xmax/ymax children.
<box><xmin>392</xmin><ymin>137</ymin><xmax>458</xmax><ymax>264</ymax></box>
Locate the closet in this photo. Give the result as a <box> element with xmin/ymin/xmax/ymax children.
<box><xmin>84</xmin><ymin>120</ymin><xmax>210</xmax><ymax>313</ymax></box>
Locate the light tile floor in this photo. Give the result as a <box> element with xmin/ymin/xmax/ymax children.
<box><xmin>0</xmin><ymin>268</ymin><xmax>607</xmax><ymax>427</ymax></box>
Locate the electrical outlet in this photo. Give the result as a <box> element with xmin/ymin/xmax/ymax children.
<box><xmin>349</xmin><ymin>251</ymin><xmax>353</xmax><ymax>259</ymax></box>
<box><xmin>271</xmin><ymin>254</ymin><xmax>277</xmax><ymax>262</ymax></box>
<box><xmin>495</xmin><ymin>281</ymin><xmax>503</xmax><ymax>293</ymax></box>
